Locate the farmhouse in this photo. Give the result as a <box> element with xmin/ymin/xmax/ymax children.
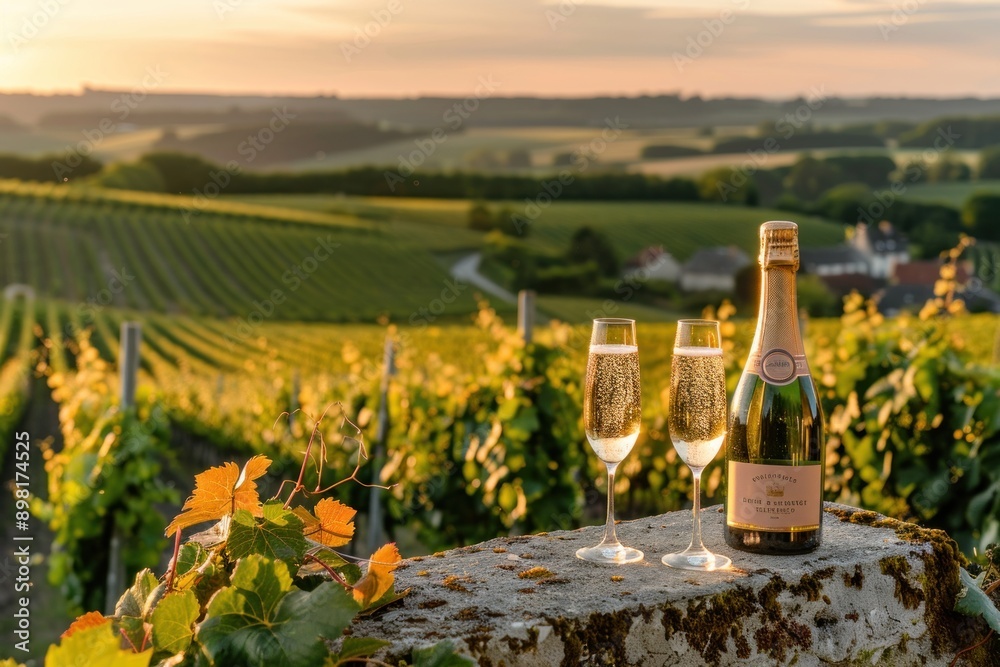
<box><xmin>623</xmin><ymin>245</ymin><xmax>681</xmax><ymax>282</ymax></box>
<box><xmin>847</xmin><ymin>221</ymin><xmax>909</xmax><ymax>279</ymax></box>
<box><xmin>680</xmin><ymin>246</ymin><xmax>751</xmax><ymax>292</ymax></box>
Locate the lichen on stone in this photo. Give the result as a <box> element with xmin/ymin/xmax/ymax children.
<box><xmin>879</xmin><ymin>555</ymin><xmax>924</xmax><ymax>610</ymax></box>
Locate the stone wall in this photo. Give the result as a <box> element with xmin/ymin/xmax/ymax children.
<box><xmin>349</xmin><ymin>503</ymin><xmax>993</xmax><ymax>666</ymax></box>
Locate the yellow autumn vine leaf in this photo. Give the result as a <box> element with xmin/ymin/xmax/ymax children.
<box><xmin>166</xmin><ymin>456</ymin><xmax>271</xmax><ymax>536</ymax></box>
<box><xmin>61</xmin><ymin>611</ymin><xmax>108</xmax><ymax>639</ymax></box>
<box><xmin>294</xmin><ymin>498</ymin><xmax>356</xmax><ymax>547</ymax></box>
<box><xmin>353</xmin><ymin>543</ymin><xmax>401</xmax><ymax>608</ymax></box>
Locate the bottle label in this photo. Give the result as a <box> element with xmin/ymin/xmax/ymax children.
<box><xmin>727</xmin><ymin>461</ymin><xmax>822</xmax><ymax>532</ymax></box>
<box><xmin>749</xmin><ymin>348</ymin><xmax>808</xmax><ymax>386</ymax></box>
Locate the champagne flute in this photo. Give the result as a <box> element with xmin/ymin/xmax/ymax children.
<box><xmin>662</xmin><ymin>319</ymin><xmax>732</xmax><ymax>571</ymax></box>
<box><xmin>576</xmin><ymin>318</ymin><xmax>644</xmax><ymax>564</ymax></box>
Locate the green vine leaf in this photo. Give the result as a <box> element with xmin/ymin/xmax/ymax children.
<box><xmin>411</xmin><ymin>640</ymin><xmax>476</xmax><ymax>667</ymax></box>
<box><xmin>150</xmin><ymin>589</ymin><xmax>199</xmax><ymax>654</ymax></box>
<box><xmin>115</xmin><ymin>569</ymin><xmax>160</xmax><ymax>619</ymax></box>
<box><xmin>227</xmin><ymin>501</ymin><xmax>308</xmax><ymax>563</ymax></box>
<box><xmin>46</xmin><ymin>622</ymin><xmax>153</xmax><ymax>667</ymax></box>
<box><xmin>325</xmin><ymin>637</ymin><xmax>390</xmax><ymax>665</ymax></box>
<box><xmin>955</xmin><ymin>567</ymin><xmax>1000</xmax><ymax>633</ymax></box>
<box><xmin>198</xmin><ymin>554</ymin><xmax>359</xmax><ymax>667</ymax></box>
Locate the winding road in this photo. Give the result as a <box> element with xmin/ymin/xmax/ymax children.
<box><xmin>449</xmin><ymin>252</ymin><xmax>517</xmax><ymax>304</ymax></box>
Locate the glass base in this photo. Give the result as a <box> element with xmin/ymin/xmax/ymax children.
<box><xmin>661</xmin><ymin>550</ymin><xmax>731</xmax><ymax>571</ymax></box>
<box><xmin>576</xmin><ymin>543</ymin><xmax>644</xmax><ymax>564</ymax></box>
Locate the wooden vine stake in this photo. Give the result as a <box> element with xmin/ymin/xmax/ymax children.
<box><xmin>367</xmin><ymin>331</ymin><xmax>396</xmax><ymax>556</ymax></box>
<box><xmin>104</xmin><ymin>321</ymin><xmax>141</xmax><ymax>614</ymax></box>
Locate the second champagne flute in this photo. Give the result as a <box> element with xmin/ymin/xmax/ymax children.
<box><xmin>662</xmin><ymin>319</ymin><xmax>732</xmax><ymax>571</ymax></box>
<box><xmin>577</xmin><ymin>318</ymin><xmax>643</xmax><ymax>564</ymax></box>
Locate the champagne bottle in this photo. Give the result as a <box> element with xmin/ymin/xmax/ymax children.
<box><xmin>724</xmin><ymin>221</ymin><xmax>825</xmax><ymax>554</ymax></box>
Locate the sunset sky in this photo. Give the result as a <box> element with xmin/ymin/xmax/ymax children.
<box><xmin>1</xmin><ymin>0</ymin><xmax>998</xmax><ymax>98</ymax></box>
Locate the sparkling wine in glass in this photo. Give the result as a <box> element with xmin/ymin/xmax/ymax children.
<box><xmin>576</xmin><ymin>318</ymin><xmax>644</xmax><ymax>564</ymax></box>
<box><xmin>662</xmin><ymin>319</ymin><xmax>732</xmax><ymax>571</ymax></box>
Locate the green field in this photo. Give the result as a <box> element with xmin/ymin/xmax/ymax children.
<box><xmin>230</xmin><ymin>195</ymin><xmax>848</xmax><ymax>260</ymax></box>
<box><xmin>902</xmin><ymin>179</ymin><xmax>1000</xmax><ymax>208</ymax></box>
<box><xmin>0</xmin><ymin>181</ymin><xmax>487</xmax><ymax>321</ymax></box>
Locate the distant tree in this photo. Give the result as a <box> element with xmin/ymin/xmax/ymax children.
<box><xmin>733</xmin><ymin>264</ymin><xmax>760</xmax><ymax>311</ymax></box>
<box><xmin>0</xmin><ymin>152</ymin><xmax>102</xmax><ymax>182</ymax></box>
<box><xmin>94</xmin><ymin>161</ymin><xmax>167</xmax><ymax>192</ymax></box>
<box><xmin>783</xmin><ymin>156</ymin><xmax>844</xmax><ymax>201</ymax></box>
<box><xmin>567</xmin><ymin>227</ymin><xmax>619</xmax><ymax>277</ymax></box>
<box><xmin>963</xmin><ymin>193</ymin><xmax>1000</xmax><ymax>241</ymax></box>
<box><xmin>821</xmin><ymin>155</ymin><xmax>896</xmax><ymax>188</ymax></box>
<box><xmin>797</xmin><ymin>275</ymin><xmax>839</xmax><ymax>317</ymax></box>
<box><xmin>816</xmin><ymin>183</ymin><xmax>874</xmax><ymax>223</ymax></box>
<box><xmin>697</xmin><ymin>166</ymin><xmax>755</xmax><ymax>204</ymax></box>
<box><xmin>927</xmin><ymin>153</ymin><xmax>972</xmax><ymax>182</ymax></box>
<box><xmin>139</xmin><ymin>152</ymin><xmax>219</xmax><ymax>193</ymax></box>
<box><xmin>978</xmin><ymin>145</ymin><xmax>1000</xmax><ymax>180</ymax></box>
<box><xmin>467</xmin><ymin>202</ymin><xmax>494</xmax><ymax>232</ymax></box>
<box><xmin>894</xmin><ymin>158</ymin><xmax>929</xmax><ymax>184</ymax></box>
<box><xmin>495</xmin><ymin>205</ymin><xmax>529</xmax><ymax>237</ymax></box>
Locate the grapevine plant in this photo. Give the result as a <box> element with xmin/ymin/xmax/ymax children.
<box><xmin>21</xmin><ymin>408</ymin><xmax>472</xmax><ymax>667</ymax></box>
<box><xmin>32</xmin><ymin>337</ymin><xmax>178</xmax><ymax>613</ymax></box>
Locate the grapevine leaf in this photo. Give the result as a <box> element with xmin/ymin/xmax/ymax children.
<box><xmin>61</xmin><ymin>610</ymin><xmax>108</xmax><ymax>638</ymax></box>
<box><xmin>198</xmin><ymin>555</ymin><xmax>359</xmax><ymax>667</ymax></box>
<box><xmin>173</xmin><ymin>542</ymin><xmax>210</xmax><ymax>591</ymax></box>
<box><xmin>411</xmin><ymin>640</ymin><xmax>476</xmax><ymax>667</ymax></box>
<box><xmin>46</xmin><ymin>622</ymin><xmax>153</xmax><ymax>667</ymax></box>
<box><xmin>176</xmin><ymin>542</ymin><xmax>209</xmax><ymax>576</ymax></box>
<box><xmin>227</xmin><ymin>501</ymin><xmax>308</xmax><ymax>563</ymax></box>
<box><xmin>955</xmin><ymin>567</ymin><xmax>1000</xmax><ymax>633</ymax></box>
<box><xmin>187</xmin><ymin>516</ymin><xmax>231</xmax><ymax>549</ymax></box>
<box><xmin>115</xmin><ymin>569</ymin><xmax>160</xmax><ymax>618</ymax></box>
<box><xmin>150</xmin><ymin>589</ymin><xmax>199</xmax><ymax>654</ymax></box>
<box><xmin>299</xmin><ymin>548</ymin><xmax>349</xmax><ymax>573</ymax></box>
<box><xmin>326</xmin><ymin>637</ymin><xmax>390</xmax><ymax>665</ymax></box>
<box><xmin>294</xmin><ymin>498</ymin><xmax>356</xmax><ymax>547</ymax></box>
<box><xmin>166</xmin><ymin>455</ymin><xmax>271</xmax><ymax>536</ymax></box>
<box><xmin>116</xmin><ymin>616</ymin><xmax>149</xmax><ymax>654</ymax></box>
<box><xmin>352</xmin><ymin>543</ymin><xmax>401</xmax><ymax>609</ymax></box>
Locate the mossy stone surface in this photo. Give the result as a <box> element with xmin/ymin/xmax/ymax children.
<box><xmin>350</xmin><ymin>503</ymin><xmax>990</xmax><ymax>666</ymax></box>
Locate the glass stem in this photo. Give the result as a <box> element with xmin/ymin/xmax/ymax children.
<box><xmin>602</xmin><ymin>463</ymin><xmax>620</xmax><ymax>547</ymax></box>
<box><xmin>690</xmin><ymin>468</ymin><xmax>704</xmax><ymax>551</ymax></box>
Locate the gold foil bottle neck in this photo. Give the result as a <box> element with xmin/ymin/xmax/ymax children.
<box><xmin>759</xmin><ymin>221</ymin><xmax>799</xmax><ymax>270</ymax></box>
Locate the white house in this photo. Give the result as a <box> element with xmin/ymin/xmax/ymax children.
<box><xmin>623</xmin><ymin>246</ymin><xmax>681</xmax><ymax>283</ymax></box>
<box><xmin>680</xmin><ymin>246</ymin><xmax>752</xmax><ymax>292</ymax></box>
<box><xmin>800</xmin><ymin>246</ymin><xmax>870</xmax><ymax>277</ymax></box>
<box><xmin>848</xmin><ymin>221</ymin><xmax>909</xmax><ymax>279</ymax></box>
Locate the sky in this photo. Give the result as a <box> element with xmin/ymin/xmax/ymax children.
<box><xmin>0</xmin><ymin>0</ymin><xmax>998</xmax><ymax>98</ymax></box>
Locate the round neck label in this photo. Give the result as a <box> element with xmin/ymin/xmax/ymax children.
<box><xmin>760</xmin><ymin>349</ymin><xmax>796</xmax><ymax>385</ymax></box>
